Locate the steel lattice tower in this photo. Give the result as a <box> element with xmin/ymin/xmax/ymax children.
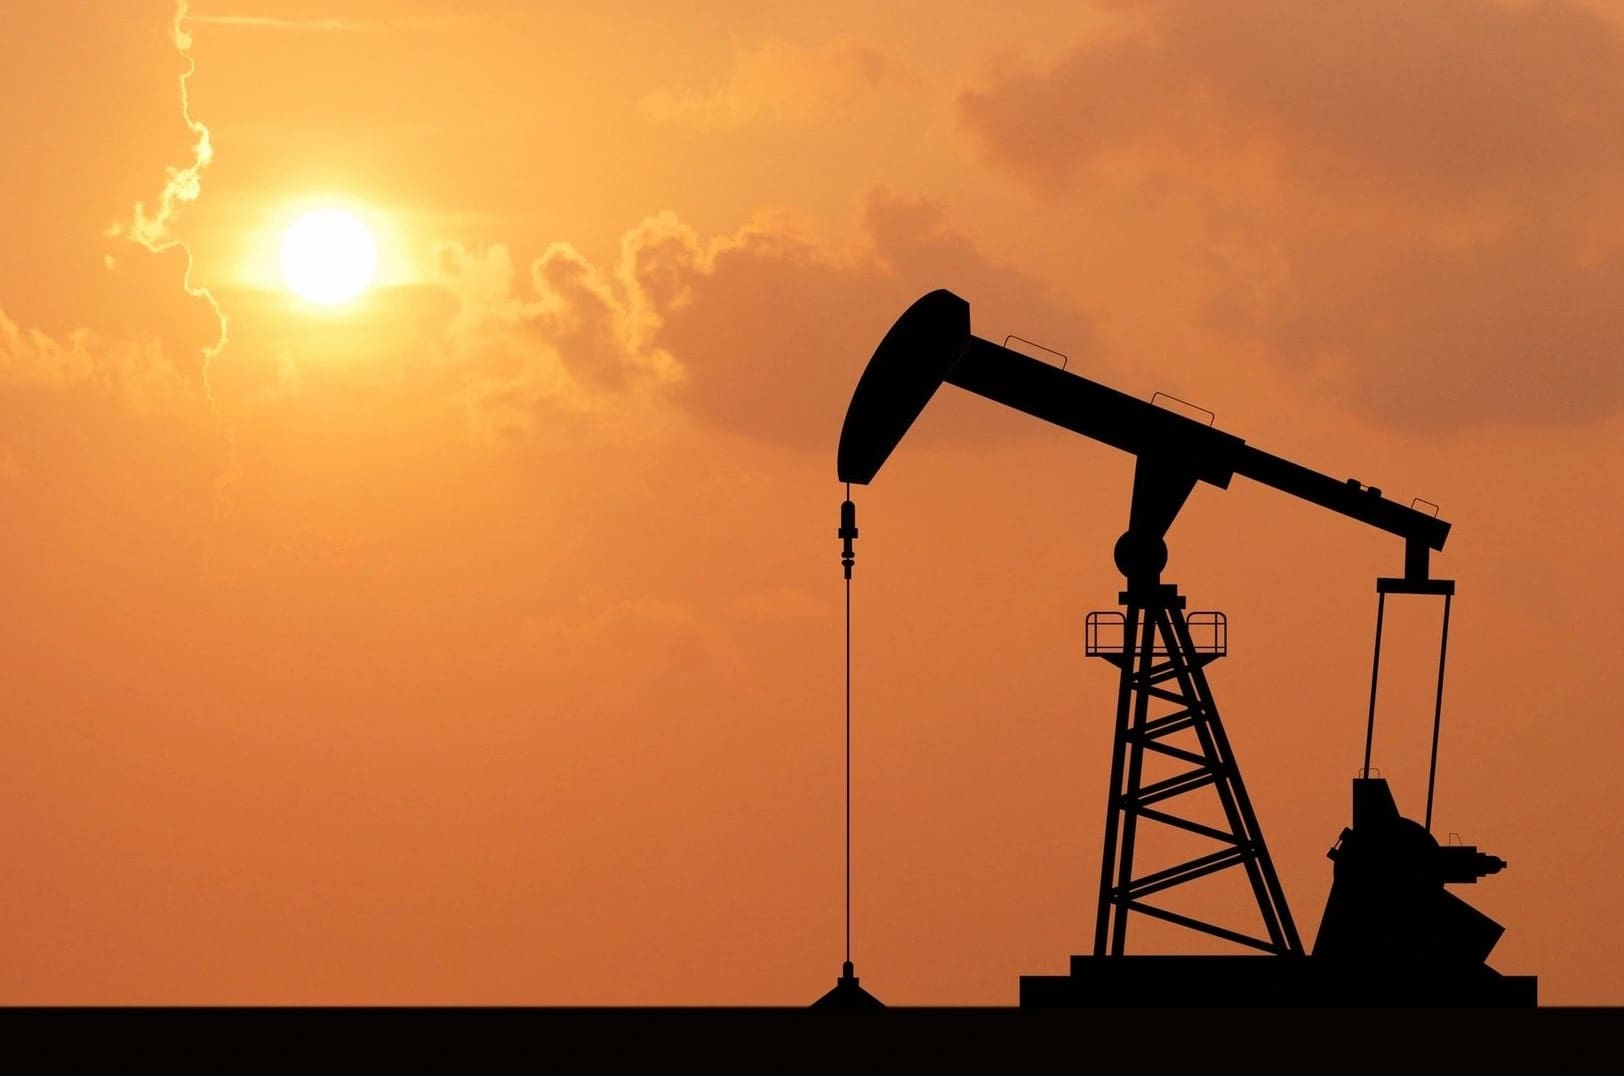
<box><xmin>1090</xmin><ymin>585</ymin><xmax>1302</xmax><ymax>957</ymax></box>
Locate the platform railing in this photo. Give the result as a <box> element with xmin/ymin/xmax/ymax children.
<box><xmin>1085</xmin><ymin>610</ymin><xmax>1227</xmax><ymax>657</ymax></box>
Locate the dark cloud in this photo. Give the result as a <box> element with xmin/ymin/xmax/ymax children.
<box><xmin>433</xmin><ymin>193</ymin><xmax>1096</xmax><ymax>450</ymax></box>
<box><xmin>958</xmin><ymin>0</ymin><xmax>1624</xmax><ymax>431</ymax></box>
<box><xmin>1211</xmin><ymin>218</ymin><xmax>1624</xmax><ymax>428</ymax></box>
<box><xmin>655</xmin><ymin>191</ymin><xmax>1097</xmax><ymax>449</ymax></box>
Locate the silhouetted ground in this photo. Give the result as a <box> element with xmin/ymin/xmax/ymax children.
<box><xmin>3</xmin><ymin>1006</ymin><xmax>1616</xmax><ymax>1065</ymax></box>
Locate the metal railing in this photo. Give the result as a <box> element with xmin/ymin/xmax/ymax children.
<box><xmin>1085</xmin><ymin>610</ymin><xmax>1227</xmax><ymax>657</ymax></box>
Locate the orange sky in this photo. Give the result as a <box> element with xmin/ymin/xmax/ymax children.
<box><xmin>2</xmin><ymin>0</ymin><xmax>1621</xmax><ymax>1004</ymax></box>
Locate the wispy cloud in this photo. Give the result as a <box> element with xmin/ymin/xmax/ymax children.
<box><xmin>0</xmin><ymin>308</ymin><xmax>191</xmax><ymax>412</ymax></box>
<box><xmin>188</xmin><ymin>12</ymin><xmax>458</xmax><ymax>32</ymax></box>
<box><xmin>105</xmin><ymin>1</ymin><xmax>228</xmax><ymax>400</ymax></box>
<box><xmin>105</xmin><ymin>1</ymin><xmax>240</xmax><ymax>567</ymax></box>
<box><xmin>642</xmin><ymin>38</ymin><xmax>912</xmax><ymax>128</ymax></box>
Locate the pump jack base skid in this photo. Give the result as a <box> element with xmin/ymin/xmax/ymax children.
<box><xmin>1019</xmin><ymin>955</ymin><xmax>1536</xmax><ymax>1007</ymax></box>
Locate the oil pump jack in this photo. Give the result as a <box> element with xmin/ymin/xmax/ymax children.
<box><xmin>837</xmin><ymin>290</ymin><xmax>1536</xmax><ymax>1006</ymax></box>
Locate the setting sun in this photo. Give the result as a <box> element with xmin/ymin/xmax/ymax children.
<box><xmin>279</xmin><ymin>208</ymin><xmax>377</xmax><ymax>306</ymax></box>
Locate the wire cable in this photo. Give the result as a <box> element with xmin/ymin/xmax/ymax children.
<box><xmin>844</xmin><ymin>482</ymin><xmax>852</xmax><ymax>965</ymax></box>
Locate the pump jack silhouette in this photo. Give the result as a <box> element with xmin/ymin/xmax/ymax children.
<box><xmin>834</xmin><ymin>290</ymin><xmax>1536</xmax><ymax>1006</ymax></box>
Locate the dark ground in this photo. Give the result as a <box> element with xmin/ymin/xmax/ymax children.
<box><xmin>3</xmin><ymin>1006</ymin><xmax>1615</xmax><ymax>1066</ymax></box>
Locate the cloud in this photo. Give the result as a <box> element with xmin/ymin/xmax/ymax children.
<box><xmin>957</xmin><ymin>0</ymin><xmax>1624</xmax><ymax>431</ymax></box>
<box><xmin>0</xmin><ymin>308</ymin><xmax>192</xmax><ymax>413</ymax></box>
<box><xmin>1211</xmin><ymin>213</ymin><xmax>1624</xmax><ymax>429</ymax></box>
<box><xmin>653</xmin><ymin>191</ymin><xmax>1098</xmax><ymax>449</ymax></box>
<box><xmin>430</xmin><ymin>236</ymin><xmax>682</xmax><ymax>440</ymax></box>
<box><xmin>641</xmin><ymin>38</ymin><xmax>911</xmax><ymax>127</ymax></box>
<box><xmin>105</xmin><ymin>1</ymin><xmax>228</xmax><ymax>397</ymax></box>
<box><xmin>187</xmin><ymin>13</ymin><xmax>457</xmax><ymax>32</ymax></box>
<box><xmin>960</xmin><ymin>0</ymin><xmax>1624</xmax><ymax>201</ymax></box>
<box><xmin>433</xmin><ymin>192</ymin><xmax>1095</xmax><ymax>449</ymax></box>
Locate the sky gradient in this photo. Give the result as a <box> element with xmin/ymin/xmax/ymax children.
<box><xmin>2</xmin><ymin>0</ymin><xmax>1621</xmax><ymax>1004</ymax></box>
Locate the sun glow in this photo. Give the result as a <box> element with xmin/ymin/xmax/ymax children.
<box><xmin>280</xmin><ymin>208</ymin><xmax>377</xmax><ymax>306</ymax></box>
